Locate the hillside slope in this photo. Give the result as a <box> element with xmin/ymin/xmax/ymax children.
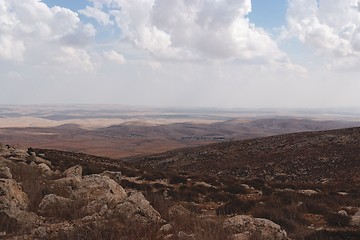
<box><xmin>127</xmin><ymin>127</ymin><xmax>360</xmax><ymax>184</ymax></box>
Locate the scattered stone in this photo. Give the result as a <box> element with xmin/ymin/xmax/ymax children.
<box><xmin>338</xmin><ymin>210</ymin><xmax>348</xmax><ymax>216</ymax></box>
<box><xmin>168</xmin><ymin>204</ymin><xmax>190</xmax><ymax>219</ymax></box>
<box><xmin>350</xmin><ymin>210</ymin><xmax>360</xmax><ymax>227</ymax></box>
<box><xmin>63</xmin><ymin>165</ymin><xmax>83</xmax><ymax>178</ymax></box>
<box><xmin>27</xmin><ymin>155</ymin><xmax>52</xmax><ymax>166</ymax></box>
<box><xmin>298</xmin><ymin>189</ymin><xmax>318</xmax><ymax>195</ymax></box>
<box><xmin>159</xmin><ymin>223</ymin><xmax>173</xmax><ymax>234</ymax></box>
<box><xmin>37</xmin><ymin>163</ymin><xmax>53</xmax><ymax>177</ymax></box>
<box><xmin>163</xmin><ymin>234</ymin><xmax>175</xmax><ymax>240</ymax></box>
<box><xmin>224</xmin><ymin>215</ymin><xmax>289</xmax><ymax>240</ymax></box>
<box><xmin>177</xmin><ymin>231</ymin><xmax>196</xmax><ymax>240</ymax></box>
<box><xmin>0</xmin><ymin>166</ymin><xmax>12</xmax><ymax>179</ymax></box>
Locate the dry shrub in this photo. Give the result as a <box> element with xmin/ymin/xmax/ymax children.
<box><xmin>168</xmin><ymin>175</ymin><xmax>187</xmax><ymax>184</ymax></box>
<box><xmin>304</xmin><ymin>230</ymin><xmax>360</xmax><ymax>240</ymax></box>
<box><xmin>57</xmin><ymin>220</ymin><xmax>159</xmax><ymax>240</ymax></box>
<box><xmin>120</xmin><ymin>179</ymin><xmax>152</xmax><ymax>191</ymax></box>
<box><xmin>325</xmin><ymin>213</ymin><xmax>351</xmax><ymax>227</ymax></box>
<box><xmin>5</xmin><ymin>161</ymin><xmax>48</xmax><ymax>211</ymax></box>
<box><xmin>216</xmin><ymin>199</ymin><xmax>255</xmax><ymax>215</ymax></box>
<box><xmin>222</xmin><ymin>184</ymin><xmax>249</xmax><ymax>194</ymax></box>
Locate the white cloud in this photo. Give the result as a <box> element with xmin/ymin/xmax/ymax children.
<box><xmin>104</xmin><ymin>50</ymin><xmax>126</xmax><ymax>64</ymax></box>
<box><xmin>286</xmin><ymin>0</ymin><xmax>360</xmax><ymax>69</ymax></box>
<box><xmin>79</xmin><ymin>6</ymin><xmax>113</xmax><ymax>25</ymax></box>
<box><xmin>91</xmin><ymin>0</ymin><xmax>288</xmax><ymax>63</ymax></box>
<box><xmin>0</xmin><ymin>0</ymin><xmax>95</xmax><ymax>70</ymax></box>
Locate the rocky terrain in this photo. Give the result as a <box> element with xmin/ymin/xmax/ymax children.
<box><xmin>1</xmin><ymin>127</ymin><xmax>360</xmax><ymax>239</ymax></box>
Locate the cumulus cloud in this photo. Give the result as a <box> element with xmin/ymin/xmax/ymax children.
<box><xmin>79</xmin><ymin>6</ymin><xmax>114</xmax><ymax>25</ymax></box>
<box><xmin>286</xmin><ymin>0</ymin><xmax>360</xmax><ymax>69</ymax></box>
<box><xmin>0</xmin><ymin>0</ymin><xmax>95</xmax><ymax>70</ymax></box>
<box><xmin>87</xmin><ymin>0</ymin><xmax>287</xmax><ymax>63</ymax></box>
<box><xmin>104</xmin><ymin>50</ymin><xmax>126</xmax><ymax>64</ymax></box>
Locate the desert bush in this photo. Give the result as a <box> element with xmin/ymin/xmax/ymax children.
<box><xmin>216</xmin><ymin>199</ymin><xmax>255</xmax><ymax>215</ymax></box>
<box><xmin>168</xmin><ymin>189</ymin><xmax>200</xmax><ymax>202</ymax></box>
<box><xmin>152</xmin><ymin>182</ymin><xmax>167</xmax><ymax>190</ymax></box>
<box><xmin>205</xmin><ymin>191</ymin><xmax>236</xmax><ymax>202</ymax></box>
<box><xmin>304</xmin><ymin>230</ymin><xmax>360</xmax><ymax>240</ymax></box>
<box><xmin>139</xmin><ymin>171</ymin><xmax>166</xmax><ymax>181</ymax></box>
<box><xmin>222</xmin><ymin>184</ymin><xmax>249</xmax><ymax>194</ymax></box>
<box><xmin>251</xmin><ymin>202</ymin><xmax>305</xmax><ymax>234</ymax></box>
<box><xmin>325</xmin><ymin>212</ymin><xmax>351</xmax><ymax>227</ymax></box>
<box><xmin>120</xmin><ymin>179</ymin><xmax>152</xmax><ymax>192</ymax></box>
<box><xmin>168</xmin><ymin>175</ymin><xmax>187</xmax><ymax>184</ymax></box>
<box><xmin>299</xmin><ymin>201</ymin><xmax>330</xmax><ymax>215</ymax></box>
<box><xmin>57</xmin><ymin>220</ymin><xmax>160</xmax><ymax>240</ymax></box>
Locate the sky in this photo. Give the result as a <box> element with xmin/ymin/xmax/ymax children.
<box><xmin>1</xmin><ymin>0</ymin><xmax>360</xmax><ymax>108</ymax></box>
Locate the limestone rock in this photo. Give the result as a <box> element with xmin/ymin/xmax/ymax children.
<box><xmin>63</xmin><ymin>165</ymin><xmax>83</xmax><ymax>178</ymax></box>
<box><xmin>101</xmin><ymin>170</ymin><xmax>122</xmax><ymax>184</ymax></box>
<box><xmin>0</xmin><ymin>166</ymin><xmax>12</xmax><ymax>179</ymax></box>
<box><xmin>168</xmin><ymin>204</ymin><xmax>191</xmax><ymax>219</ymax></box>
<box><xmin>159</xmin><ymin>223</ymin><xmax>173</xmax><ymax>234</ymax></box>
<box><xmin>338</xmin><ymin>210</ymin><xmax>348</xmax><ymax>216</ymax></box>
<box><xmin>0</xmin><ymin>145</ymin><xmax>11</xmax><ymax>156</ymax></box>
<box><xmin>115</xmin><ymin>190</ymin><xmax>162</xmax><ymax>223</ymax></box>
<box><xmin>11</xmin><ymin>148</ymin><xmax>29</xmax><ymax>159</ymax></box>
<box><xmin>37</xmin><ymin>163</ymin><xmax>53</xmax><ymax>177</ymax></box>
<box><xmin>0</xmin><ymin>210</ymin><xmax>43</xmax><ymax>233</ymax></box>
<box><xmin>38</xmin><ymin>194</ymin><xmax>73</xmax><ymax>217</ymax></box>
<box><xmin>350</xmin><ymin>210</ymin><xmax>360</xmax><ymax>227</ymax></box>
<box><xmin>26</xmin><ymin>155</ymin><xmax>52</xmax><ymax>166</ymax></box>
<box><xmin>0</xmin><ymin>179</ymin><xmax>29</xmax><ymax>211</ymax></box>
<box><xmin>223</xmin><ymin>215</ymin><xmax>289</xmax><ymax>240</ymax></box>
<box><xmin>71</xmin><ymin>174</ymin><xmax>127</xmax><ymax>215</ymax></box>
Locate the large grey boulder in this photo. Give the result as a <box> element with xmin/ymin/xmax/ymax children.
<box><xmin>0</xmin><ymin>179</ymin><xmax>29</xmax><ymax>211</ymax></box>
<box><xmin>38</xmin><ymin>194</ymin><xmax>74</xmax><ymax>217</ymax></box>
<box><xmin>115</xmin><ymin>190</ymin><xmax>162</xmax><ymax>223</ymax></box>
<box><xmin>223</xmin><ymin>215</ymin><xmax>289</xmax><ymax>240</ymax></box>
<box><xmin>0</xmin><ymin>166</ymin><xmax>12</xmax><ymax>179</ymax></box>
<box><xmin>0</xmin><ymin>210</ymin><xmax>43</xmax><ymax>233</ymax></box>
<box><xmin>71</xmin><ymin>174</ymin><xmax>127</xmax><ymax>215</ymax></box>
<box><xmin>37</xmin><ymin>163</ymin><xmax>53</xmax><ymax>177</ymax></box>
<box><xmin>63</xmin><ymin>165</ymin><xmax>82</xmax><ymax>178</ymax></box>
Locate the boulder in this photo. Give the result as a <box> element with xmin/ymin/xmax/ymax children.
<box><xmin>71</xmin><ymin>174</ymin><xmax>127</xmax><ymax>215</ymax></box>
<box><xmin>0</xmin><ymin>166</ymin><xmax>12</xmax><ymax>179</ymax></box>
<box><xmin>38</xmin><ymin>194</ymin><xmax>74</xmax><ymax>217</ymax></box>
<box><xmin>0</xmin><ymin>145</ymin><xmax>11</xmax><ymax>156</ymax></box>
<box><xmin>26</xmin><ymin>155</ymin><xmax>52</xmax><ymax>166</ymax></box>
<box><xmin>168</xmin><ymin>204</ymin><xmax>191</xmax><ymax>219</ymax></box>
<box><xmin>159</xmin><ymin>223</ymin><xmax>173</xmax><ymax>234</ymax></box>
<box><xmin>0</xmin><ymin>210</ymin><xmax>43</xmax><ymax>233</ymax></box>
<box><xmin>0</xmin><ymin>179</ymin><xmax>29</xmax><ymax>211</ymax></box>
<box><xmin>12</xmin><ymin>148</ymin><xmax>29</xmax><ymax>158</ymax></box>
<box><xmin>223</xmin><ymin>215</ymin><xmax>289</xmax><ymax>240</ymax></box>
<box><xmin>115</xmin><ymin>190</ymin><xmax>162</xmax><ymax>223</ymax></box>
<box><xmin>63</xmin><ymin>165</ymin><xmax>83</xmax><ymax>178</ymax></box>
<box><xmin>338</xmin><ymin>210</ymin><xmax>348</xmax><ymax>216</ymax></box>
<box><xmin>350</xmin><ymin>210</ymin><xmax>360</xmax><ymax>227</ymax></box>
<box><xmin>101</xmin><ymin>171</ymin><xmax>122</xmax><ymax>184</ymax></box>
<box><xmin>37</xmin><ymin>163</ymin><xmax>53</xmax><ymax>177</ymax></box>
